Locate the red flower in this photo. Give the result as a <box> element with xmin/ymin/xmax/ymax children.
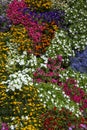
<box><xmin>53</xmin><ymin>107</ymin><xmax>57</xmax><ymax>111</ymax></box>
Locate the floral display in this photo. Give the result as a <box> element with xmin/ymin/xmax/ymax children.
<box><xmin>65</xmin><ymin>0</ymin><xmax>87</xmax><ymax>51</ymax></box>
<box><xmin>50</xmin><ymin>0</ymin><xmax>68</xmax><ymax>10</ymax></box>
<box><xmin>0</xmin><ymin>0</ymin><xmax>87</xmax><ymax>129</ymax></box>
<box><xmin>70</xmin><ymin>47</ymin><xmax>87</xmax><ymax>73</ymax></box>
<box><xmin>24</xmin><ymin>0</ymin><xmax>52</xmax><ymax>12</ymax></box>
<box><xmin>40</xmin><ymin>107</ymin><xmax>84</xmax><ymax>130</ymax></box>
<box><xmin>0</xmin><ymin>0</ymin><xmax>11</xmax><ymax>15</ymax></box>
<box><xmin>0</xmin><ymin>15</ymin><xmax>12</xmax><ymax>32</ymax></box>
<box><xmin>0</xmin><ymin>123</ymin><xmax>9</xmax><ymax>130</ymax></box>
<box><xmin>22</xmin><ymin>8</ymin><xmax>66</xmax><ymax>28</ymax></box>
<box><xmin>0</xmin><ymin>84</ymin><xmax>46</xmax><ymax>129</ymax></box>
<box><xmin>62</xmin><ymin>78</ymin><xmax>87</xmax><ymax>110</ymax></box>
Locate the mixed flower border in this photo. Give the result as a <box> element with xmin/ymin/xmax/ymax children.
<box><xmin>0</xmin><ymin>0</ymin><xmax>87</xmax><ymax>129</ymax></box>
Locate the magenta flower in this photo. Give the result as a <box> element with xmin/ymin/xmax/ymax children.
<box><xmin>6</xmin><ymin>0</ymin><xmax>44</xmax><ymax>43</ymax></box>
<box><xmin>57</xmin><ymin>55</ymin><xmax>62</xmax><ymax>62</ymax></box>
<box><xmin>51</xmin><ymin>79</ymin><xmax>58</xmax><ymax>83</ymax></box>
<box><xmin>1</xmin><ymin>123</ymin><xmax>9</xmax><ymax>130</ymax></box>
<box><xmin>80</xmin><ymin>124</ymin><xmax>87</xmax><ymax>129</ymax></box>
<box><xmin>83</xmin><ymin>99</ymin><xmax>87</xmax><ymax>108</ymax></box>
<box><xmin>33</xmin><ymin>55</ymin><xmax>64</xmax><ymax>85</ymax></box>
<box><xmin>63</xmin><ymin>78</ymin><xmax>87</xmax><ymax>110</ymax></box>
<box><xmin>6</xmin><ymin>0</ymin><xmax>28</xmax><ymax>24</ymax></box>
<box><xmin>72</xmin><ymin>95</ymin><xmax>81</xmax><ymax>103</ymax></box>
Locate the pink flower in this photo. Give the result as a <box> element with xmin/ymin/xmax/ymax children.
<box><xmin>62</xmin><ymin>78</ymin><xmax>87</xmax><ymax>110</ymax></box>
<box><xmin>57</xmin><ymin>55</ymin><xmax>62</xmax><ymax>62</ymax></box>
<box><xmin>72</xmin><ymin>95</ymin><xmax>81</xmax><ymax>103</ymax></box>
<box><xmin>36</xmin><ymin>78</ymin><xmax>43</xmax><ymax>83</ymax></box>
<box><xmin>1</xmin><ymin>123</ymin><xmax>9</xmax><ymax>130</ymax></box>
<box><xmin>6</xmin><ymin>0</ymin><xmax>44</xmax><ymax>43</ymax></box>
<box><xmin>6</xmin><ymin>0</ymin><xmax>28</xmax><ymax>24</ymax></box>
<box><xmin>51</xmin><ymin>79</ymin><xmax>57</xmax><ymax>83</ymax></box>
<box><xmin>80</xmin><ymin>124</ymin><xmax>87</xmax><ymax>129</ymax></box>
<box><xmin>83</xmin><ymin>99</ymin><xmax>87</xmax><ymax>108</ymax></box>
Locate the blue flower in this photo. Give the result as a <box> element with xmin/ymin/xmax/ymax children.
<box><xmin>70</xmin><ymin>47</ymin><xmax>87</xmax><ymax>73</ymax></box>
<box><xmin>22</xmin><ymin>8</ymin><xmax>66</xmax><ymax>28</ymax></box>
<box><xmin>0</xmin><ymin>15</ymin><xmax>12</xmax><ymax>32</ymax></box>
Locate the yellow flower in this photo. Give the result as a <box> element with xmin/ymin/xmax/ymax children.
<box><xmin>7</xmin><ymin>25</ymin><xmax>32</xmax><ymax>52</ymax></box>
<box><xmin>25</xmin><ymin>0</ymin><xmax>52</xmax><ymax>11</ymax></box>
<box><xmin>0</xmin><ymin>85</ymin><xmax>46</xmax><ymax>129</ymax></box>
<box><xmin>21</xmin><ymin>125</ymin><xmax>37</xmax><ymax>130</ymax></box>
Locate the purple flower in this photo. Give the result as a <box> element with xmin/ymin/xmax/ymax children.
<box><xmin>80</xmin><ymin>124</ymin><xmax>87</xmax><ymax>129</ymax></box>
<box><xmin>22</xmin><ymin>8</ymin><xmax>66</xmax><ymax>28</ymax></box>
<box><xmin>68</xmin><ymin>127</ymin><xmax>72</xmax><ymax>130</ymax></box>
<box><xmin>70</xmin><ymin>47</ymin><xmax>87</xmax><ymax>73</ymax></box>
<box><xmin>0</xmin><ymin>15</ymin><xmax>12</xmax><ymax>32</ymax></box>
<box><xmin>68</xmin><ymin>125</ymin><xmax>75</xmax><ymax>130</ymax></box>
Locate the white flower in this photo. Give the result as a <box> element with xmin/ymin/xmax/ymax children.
<box><xmin>2</xmin><ymin>68</ymin><xmax>33</xmax><ymax>91</ymax></box>
<box><xmin>40</xmin><ymin>63</ymin><xmax>47</xmax><ymax>68</ymax></box>
<box><xmin>10</xmin><ymin>60</ymin><xmax>14</xmax><ymax>65</ymax></box>
<box><xmin>10</xmin><ymin>125</ymin><xmax>15</xmax><ymax>130</ymax></box>
<box><xmin>39</xmin><ymin>94</ymin><xmax>43</xmax><ymax>97</ymax></box>
<box><xmin>53</xmin><ymin>94</ymin><xmax>56</xmax><ymax>98</ymax></box>
<box><xmin>19</xmin><ymin>59</ymin><xmax>25</xmax><ymax>65</ymax></box>
<box><xmin>47</xmin><ymin>96</ymin><xmax>50</xmax><ymax>99</ymax></box>
<box><xmin>25</xmin><ymin>116</ymin><xmax>28</xmax><ymax>120</ymax></box>
<box><xmin>48</xmin><ymin>91</ymin><xmax>51</xmax><ymax>94</ymax></box>
<box><xmin>23</xmin><ymin>51</ymin><xmax>27</xmax><ymax>55</ymax></box>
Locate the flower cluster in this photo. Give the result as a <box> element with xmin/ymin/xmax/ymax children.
<box><xmin>59</xmin><ymin>68</ymin><xmax>87</xmax><ymax>116</ymax></box>
<box><xmin>6</xmin><ymin>0</ymin><xmax>28</xmax><ymax>25</ymax></box>
<box><xmin>65</xmin><ymin>0</ymin><xmax>87</xmax><ymax>51</ymax></box>
<box><xmin>6</xmin><ymin>0</ymin><xmax>45</xmax><ymax>43</ymax></box>
<box><xmin>2</xmin><ymin>69</ymin><xmax>33</xmax><ymax>91</ymax></box>
<box><xmin>0</xmin><ymin>15</ymin><xmax>12</xmax><ymax>32</ymax></box>
<box><xmin>45</xmin><ymin>29</ymin><xmax>75</xmax><ymax>67</ymax></box>
<box><xmin>0</xmin><ymin>85</ymin><xmax>46</xmax><ymax>129</ymax></box>
<box><xmin>1</xmin><ymin>25</ymin><xmax>31</xmax><ymax>52</ymax></box>
<box><xmin>62</xmin><ymin>78</ymin><xmax>87</xmax><ymax>110</ymax></box>
<box><xmin>0</xmin><ymin>37</ymin><xmax>9</xmax><ymax>82</ymax></box>
<box><xmin>33</xmin><ymin>55</ymin><xmax>62</xmax><ymax>84</ymax></box>
<box><xmin>31</xmin><ymin>22</ymin><xmax>56</xmax><ymax>56</ymax></box>
<box><xmin>59</xmin><ymin>68</ymin><xmax>87</xmax><ymax>93</ymax></box>
<box><xmin>23</xmin><ymin>8</ymin><xmax>65</xmax><ymax>28</ymax></box>
<box><xmin>6</xmin><ymin>0</ymin><xmax>60</xmax><ymax>55</ymax></box>
<box><xmin>35</xmin><ymin>83</ymin><xmax>81</xmax><ymax>116</ymax></box>
<box><xmin>24</xmin><ymin>0</ymin><xmax>52</xmax><ymax>12</ymax></box>
<box><xmin>0</xmin><ymin>123</ymin><xmax>9</xmax><ymax>130</ymax></box>
<box><xmin>5</xmin><ymin>44</ymin><xmax>37</xmax><ymax>75</ymax></box>
<box><xmin>0</xmin><ymin>83</ymin><xmax>7</xmax><ymax>110</ymax></box>
<box><xmin>6</xmin><ymin>0</ymin><xmax>67</xmax><ymax>58</ymax></box>
<box><xmin>40</xmin><ymin>107</ymin><xmax>84</xmax><ymax>130</ymax></box>
<box><xmin>50</xmin><ymin>0</ymin><xmax>68</xmax><ymax>10</ymax></box>
<box><xmin>0</xmin><ymin>0</ymin><xmax>87</xmax><ymax>129</ymax></box>
<box><xmin>70</xmin><ymin>47</ymin><xmax>87</xmax><ymax>73</ymax></box>
<box><xmin>0</xmin><ymin>0</ymin><xmax>11</xmax><ymax>15</ymax></box>
<box><xmin>21</xmin><ymin>125</ymin><xmax>36</xmax><ymax>130</ymax></box>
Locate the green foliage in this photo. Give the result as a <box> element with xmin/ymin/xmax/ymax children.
<box><xmin>35</xmin><ymin>82</ymin><xmax>81</xmax><ymax>116</ymax></box>
<box><xmin>65</xmin><ymin>0</ymin><xmax>87</xmax><ymax>50</ymax></box>
<box><xmin>45</xmin><ymin>29</ymin><xmax>75</xmax><ymax>67</ymax></box>
<box><xmin>59</xmin><ymin>67</ymin><xmax>87</xmax><ymax>93</ymax></box>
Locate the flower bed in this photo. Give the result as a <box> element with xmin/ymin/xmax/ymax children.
<box><xmin>0</xmin><ymin>0</ymin><xmax>87</xmax><ymax>129</ymax></box>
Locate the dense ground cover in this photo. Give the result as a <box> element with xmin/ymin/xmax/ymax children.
<box><xmin>0</xmin><ymin>0</ymin><xmax>87</xmax><ymax>129</ymax></box>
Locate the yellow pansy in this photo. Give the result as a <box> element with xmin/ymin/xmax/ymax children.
<box><xmin>24</xmin><ymin>0</ymin><xmax>52</xmax><ymax>11</ymax></box>
<box><xmin>21</xmin><ymin>125</ymin><xmax>37</xmax><ymax>130</ymax></box>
